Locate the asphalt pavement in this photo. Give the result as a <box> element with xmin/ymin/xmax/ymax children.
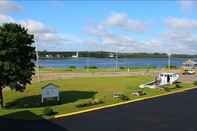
<box><xmin>53</xmin><ymin>88</ymin><xmax>197</xmax><ymax>131</ymax></box>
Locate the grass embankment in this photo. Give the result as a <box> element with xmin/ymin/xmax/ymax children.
<box><xmin>38</xmin><ymin>66</ymin><xmax>167</xmax><ymax>73</ymax></box>
<box><xmin>0</xmin><ymin>76</ymin><xmax>194</xmax><ymax>120</ymax></box>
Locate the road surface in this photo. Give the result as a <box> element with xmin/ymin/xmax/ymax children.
<box><xmin>53</xmin><ymin>88</ymin><xmax>197</xmax><ymax>131</ymax></box>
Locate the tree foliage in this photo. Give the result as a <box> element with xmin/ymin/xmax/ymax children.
<box><xmin>0</xmin><ymin>23</ymin><xmax>36</xmax><ymax>107</ymax></box>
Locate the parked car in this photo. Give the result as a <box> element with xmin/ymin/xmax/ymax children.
<box><xmin>183</xmin><ymin>70</ymin><xmax>196</xmax><ymax>75</ymax></box>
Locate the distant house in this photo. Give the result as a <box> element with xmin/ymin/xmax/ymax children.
<box><xmin>182</xmin><ymin>59</ymin><xmax>197</xmax><ymax>69</ymax></box>
<box><xmin>56</xmin><ymin>54</ymin><xmax>61</xmax><ymax>58</ymax></box>
<box><xmin>45</xmin><ymin>54</ymin><xmax>49</xmax><ymax>58</ymax></box>
<box><xmin>45</xmin><ymin>54</ymin><xmax>53</xmax><ymax>59</ymax></box>
<box><xmin>41</xmin><ymin>83</ymin><xmax>60</xmax><ymax>103</ymax></box>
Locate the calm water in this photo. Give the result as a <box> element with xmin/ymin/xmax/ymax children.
<box><xmin>38</xmin><ymin>58</ymin><xmax>194</xmax><ymax>68</ymax></box>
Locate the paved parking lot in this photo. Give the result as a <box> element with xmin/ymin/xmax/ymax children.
<box><xmin>53</xmin><ymin>88</ymin><xmax>197</xmax><ymax>131</ymax></box>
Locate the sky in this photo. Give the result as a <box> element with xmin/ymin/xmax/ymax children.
<box><xmin>0</xmin><ymin>0</ymin><xmax>197</xmax><ymax>54</ymax></box>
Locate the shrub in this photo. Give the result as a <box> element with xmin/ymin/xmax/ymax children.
<box><xmin>120</xmin><ymin>95</ymin><xmax>130</xmax><ymax>101</ymax></box>
<box><xmin>89</xmin><ymin>66</ymin><xmax>98</xmax><ymax>69</ymax></box>
<box><xmin>65</xmin><ymin>68</ymin><xmax>73</xmax><ymax>71</ymax></box>
<box><xmin>129</xmin><ymin>66</ymin><xmax>157</xmax><ymax>69</ymax></box>
<box><xmin>165</xmin><ymin>65</ymin><xmax>177</xmax><ymax>69</ymax></box>
<box><xmin>163</xmin><ymin>87</ymin><xmax>170</xmax><ymax>92</ymax></box>
<box><xmin>43</xmin><ymin>107</ymin><xmax>55</xmax><ymax>116</ymax></box>
<box><xmin>68</xmin><ymin>66</ymin><xmax>76</xmax><ymax>69</ymax></box>
<box><xmin>193</xmin><ymin>81</ymin><xmax>197</xmax><ymax>86</ymax></box>
<box><xmin>76</xmin><ymin>98</ymin><xmax>104</xmax><ymax>108</ymax></box>
<box><xmin>76</xmin><ymin>103</ymin><xmax>88</xmax><ymax>108</ymax></box>
<box><xmin>119</xmin><ymin>66</ymin><xmax>126</xmax><ymax>69</ymax></box>
<box><xmin>84</xmin><ymin>66</ymin><xmax>98</xmax><ymax>69</ymax></box>
<box><xmin>175</xmin><ymin>83</ymin><xmax>182</xmax><ymax>88</ymax></box>
<box><xmin>145</xmin><ymin>65</ymin><xmax>157</xmax><ymax>69</ymax></box>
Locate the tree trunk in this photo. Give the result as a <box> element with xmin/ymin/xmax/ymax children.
<box><xmin>0</xmin><ymin>87</ymin><xmax>3</xmax><ymax>108</ymax></box>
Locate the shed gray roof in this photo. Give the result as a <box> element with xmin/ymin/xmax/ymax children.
<box><xmin>41</xmin><ymin>83</ymin><xmax>60</xmax><ymax>89</ymax></box>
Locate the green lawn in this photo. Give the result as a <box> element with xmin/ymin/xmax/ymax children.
<box><xmin>38</xmin><ymin>67</ymin><xmax>160</xmax><ymax>73</ymax></box>
<box><xmin>0</xmin><ymin>76</ymin><xmax>194</xmax><ymax>120</ymax></box>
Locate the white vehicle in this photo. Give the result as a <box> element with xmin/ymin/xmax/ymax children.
<box><xmin>183</xmin><ymin>69</ymin><xmax>195</xmax><ymax>75</ymax></box>
<box><xmin>139</xmin><ymin>73</ymin><xmax>179</xmax><ymax>89</ymax></box>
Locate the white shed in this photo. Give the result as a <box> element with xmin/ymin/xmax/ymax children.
<box><xmin>182</xmin><ymin>59</ymin><xmax>197</xmax><ymax>69</ymax></box>
<box><xmin>41</xmin><ymin>83</ymin><xmax>60</xmax><ymax>103</ymax></box>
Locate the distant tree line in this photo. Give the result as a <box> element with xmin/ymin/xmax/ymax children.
<box><xmin>38</xmin><ymin>51</ymin><xmax>197</xmax><ymax>59</ymax></box>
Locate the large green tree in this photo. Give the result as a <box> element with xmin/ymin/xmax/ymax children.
<box><xmin>0</xmin><ymin>23</ymin><xmax>36</xmax><ymax>108</ymax></box>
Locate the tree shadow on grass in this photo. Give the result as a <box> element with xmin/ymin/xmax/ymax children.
<box><xmin>0</xmin><ymin>111</ymin><xmax>69</xmax><ymax>131</ymax></box>
<box><xmin>5</xmin><ymin>90</ymin><xmax>97</xmax><ymax>109</ymax></box>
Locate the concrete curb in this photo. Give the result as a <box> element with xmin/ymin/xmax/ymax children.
<box><xmin>53</xmin><ymin>86</ymin><xmax>197</xmax><ymax>119</ymax></box>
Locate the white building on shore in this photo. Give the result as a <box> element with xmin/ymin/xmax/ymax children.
<box><xmin>72</xmin><ymin>52</ymin><xmax>79</xmax><ymax>58</ymax></box>
<box><xmin>182</xmin><ymin>59</ymin><xmax>197</xmax><ymax>69</ymax></box>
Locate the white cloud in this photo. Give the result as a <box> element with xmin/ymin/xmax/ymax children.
<box><xmin>20</xmin><ymin>20</ymin><xmax>55</xmax><ymax>34</ymax></box>
<box><xmin>85</xmin><ymin>24</ymin><xmax>108</xmax><ymax>37</ymax></box>
<box><xmin>17</xmin><ymin>15</ymin><xmax>194</xmax><ymax>53</ymax></box>
<box><xmin>20</xmin><ymin>20</ymin><xmax>69</xmax><ymax>45</ymax></box>
<box><xmin>37</xmin><ymin>33</ymin><xmax>66</xmax><ymax>43</ymax></box>
<box><xmin>86</xmin><ymin>24</ymin><xmax>137</xmax><ymax>48</ymax></box>
<box><xmin>163</xmin><ymin>17</ymin><xmax>197</xmax><ymax>53</ymax></box>
<box><xmin>146</xmin><ymin>31</ymin><xmax>197</xmax><ymax>54</ymax></box>
<box><xmin>85</xmin><ymin>14</ymin><xmax>153</xmax><ymax>52</ymax></box>
<box><xmin>104</xmin><ymin>12</ymin><xmax>146</xmax><ymax>32</ymax></box>
<box><xmin>85</xmin><ymin>12</ymin><xmax>147</xmax><ymax>36</ymax></box>
<box><xmin>19</xmin><ymin>19</ymin><xmax>84</xmax><ymax>47</ymax></box>
<box><xmin>0</xmin><ymin>0</ymin><xmax>22</xmax><ymax>13</ymax></box>
<box><xmin>85</xmin><ymin>17</ymin><xmax>197</xmax><ymax>54</ymax></box>
<box><xmin>0</xmin><ymin>4</ymin><xmax>196</xmax><ymax>54</ymax></box>
<box><xmin>0</xmin><ymin>14</ymin><xmax>14</xmax><ymax>23</ymax></box>
<box><xmin>179</xmin><ymin>0</ymin><xmax>197</xmax><ymax>11</ymax></box>
<box><xmin>0</xmin><ymin>14</ymin><xmax>80</xmax><ymax>49</ymax></box>
<box><xmin>86</xmin><ymin>25</ymin><xmax>149</xmax><ymax>52</ymax></box>
<box><xmin>166</xmin><ymin>17</ymin><xmax>197</xmax><ymax>30</ymax></box>
<box><xmin>84</xmin><ymin>12</ymin><xmax>154</xmax><ymax>52</ymax></box>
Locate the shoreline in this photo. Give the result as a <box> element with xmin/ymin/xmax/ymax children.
<box><xmin>33</xmin><ymin>68</ymin><xmax>197</xmax><ymax>83</ymax></box>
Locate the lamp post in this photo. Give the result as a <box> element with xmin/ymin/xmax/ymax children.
<box><xmin>115</xmin><ymin>49</ymin><xmax>118</xmax><ymax>71</ymax></box>
<box><xmin>86</xmin><ymin>51</ymin><xmax>89</xmax><ymax>72</ymax></box>
<box><xmin>35</xmin><ymin>38</ymin><xmax>40</xmax><ymax>82</ymax></box>
<box><xmin>168</xmin><ymin>53</ymin><xmax>171</xmax><ymax>72</ymax></box>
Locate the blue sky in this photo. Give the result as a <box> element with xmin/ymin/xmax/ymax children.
<box><xmin>0</xmin><ymin>0</ymin><xmax>197</xmax><ymax>54</ymax></box>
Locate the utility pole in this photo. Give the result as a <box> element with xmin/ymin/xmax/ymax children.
<box><xmin>168</xmin><ymin>53</ymin><xmax>171</xmax><ymax>72</ymax></box>
<box><xmin>86</xmin><ymin>51</ymin><xmax>89</xmax><ymax>72</ymax></box>
<box><xmin>35</xmin><ymin>39</ymin><xmax>40</xmax><ymax>82</ymax></box>
<box><xmin>115</xmin><ymin>50</ymin><xmax>118</xmax><ymax>71</ymax></box>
